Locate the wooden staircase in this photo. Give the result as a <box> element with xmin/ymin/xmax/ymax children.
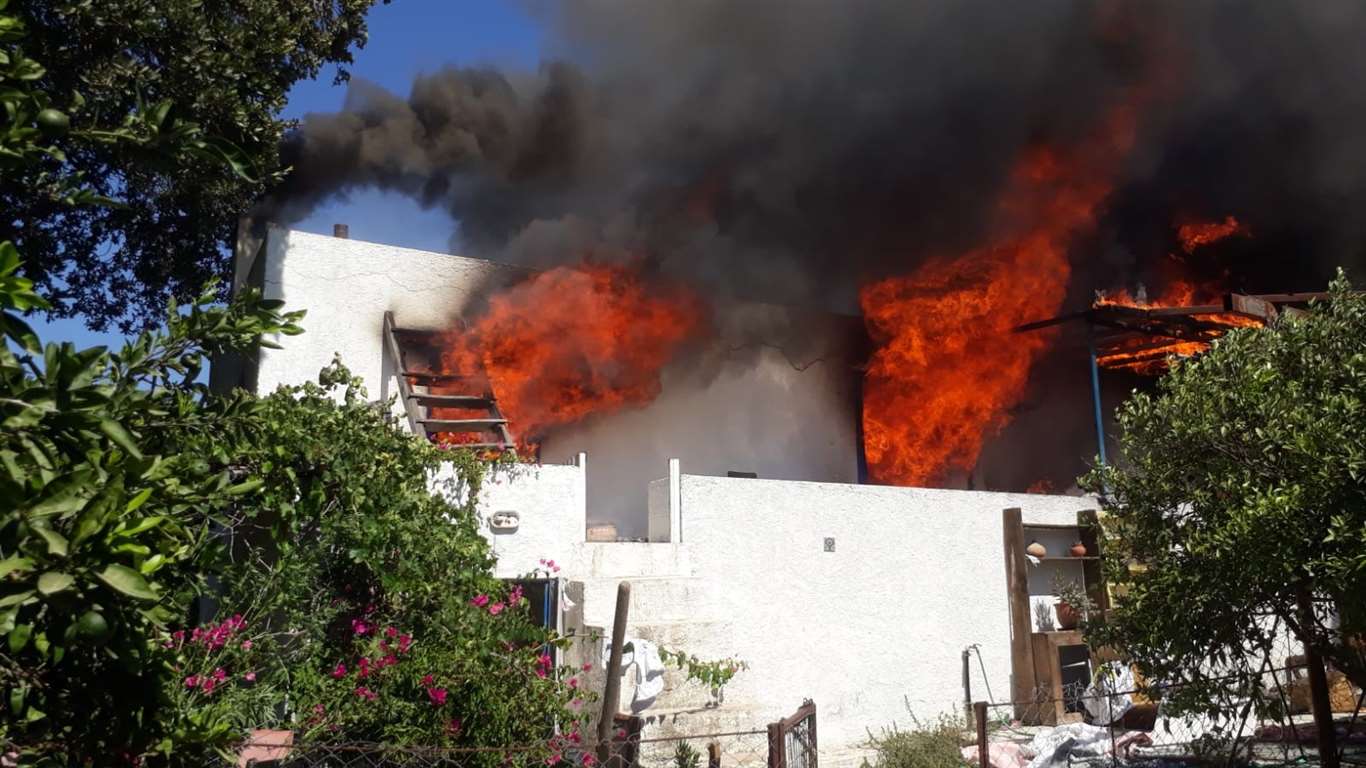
<box><xmin>383</xmin><ymin>312</ymin><xmax>516</xmax><ymax>450</ymax></box>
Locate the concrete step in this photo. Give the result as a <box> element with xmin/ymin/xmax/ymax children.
<box><xmin>579</xmin><ymin>575</ymin><xmax>713</xmax><ymax>625</ymax></box>
<box><xmin>578</xmin><ymin>542</ymin><xmax>692</xmax><ymax>579</ymax></box>
<box><xmin>627</xmin><ymin>619</ymin><xmax>733</xmax><ymax>652</ymax></box>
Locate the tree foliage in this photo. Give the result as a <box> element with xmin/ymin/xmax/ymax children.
<box><xmin>0</xmin><ymin>256</ymin><xmax>306</xmax><ymax>762</ymax></box>
<box><xmin>1</xmin><ymin>0</ymin><xmax>382</xmax><ymax>331</ymax></box>
<box><xmin>1083</xmin><ymin>274</ymin><xmax>1366</xmax><ymax>715</ymax></box>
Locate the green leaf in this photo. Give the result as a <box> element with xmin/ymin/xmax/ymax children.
<box><xmin>0</xmin><ymin>556</ymin><xmax>33</xmax><ymax>579</ymax></box>
<box><xmin>25</xmin><ymin>469</ymin><xmax>95</xmax><ymax>517</ymax></box>
<box><xmin>36</xmin><ymin>572</ymin><xmax>73</xmax><ymax>595</ymax></box>
<box><xmin>225</xmin><ymin>478</ymin><xmax>264</xmax><ymax>496</ymax></box>
<box><xmin>33</xmin><ymin>526</ymin><xmax>68</xmax><ymax>557</ymax></box>
<box><xmin>8</xmin><ymin>623</ymin><xmax>31</xmax><ymax>653</ymax></box>
<box><xmin>113</xmin><ymin>516</ymin><xmax>164</xmax><ymax>538</ymax></box>
<box><xmin>0</xmin><ymin>591</ymin><xmax>35</xmax><ymax>608</ymax></box>
<box><xmin>124</xmin><ymin>487</ymin><xmax>152</xmax><ymax>513</ymax></box>
<box><xmin>95</xmin><ymin>564</ymin><xmax>158</xmax><ymax>601</ymax></box>
<box><xmin>98</xmin><ymin>419</ymin><xmax>143</xmax><ymax>459</ymax></box>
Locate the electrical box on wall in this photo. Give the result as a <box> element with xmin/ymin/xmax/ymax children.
<box><xmin>490</xmin><ymin>510</ymin><xmax>520</xmax><ymax>533</ymax></box>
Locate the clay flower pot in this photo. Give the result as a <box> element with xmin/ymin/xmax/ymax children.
<box><xmin>1055</xmin><ymin>601</ymin><xmax>1081</xmax><ymax>630</ymax></box>
<box><xmin>1069</xmin><ymin>542</ymin><xmax>1088</xmax><ymax>557</ymax></box>
<box><xmin>1025</xmin><ymin>541</ymin><xmax>1048</xmax><ymax>558</ymax></box>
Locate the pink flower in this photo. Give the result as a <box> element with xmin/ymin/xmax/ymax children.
<box><xmin>581</xmin><ymin>663</ymin><xmax>593</xmax><ymax>672</ymax></box>
<box><xmin>241</xmin><ymin>640</ymin><xmax>253</xmax><ymax>650</ymax></box>
<box><xmin>201</xmin><ymin>678</ymin><xmax>218</xmax><ymax>695</ymax></box>
<box><xmin>354</xmin><ymin>686</ymin><xmax>378</xmax><ymax>701</ymax></box>
<box><xmin>184</xmin><ymin>675</ymin><xmax>200</xmax><ymax>689</ymax></box>
<box><xmin>545</xmin><ymin>754</ymin><xmax>562</xmax><ymax>766</ymax></box>
<box><xmin>398</xmin><ymin>634</ymin><xmax>413</xmax><ymax>654</ymax></box>
<box><xmin>351</xmin><ymin>618</ymin><xmax>370</xmax><ymax>636</ymax></box>
<box><xmin>615</xmin><ymin>729</ymin><xmax>626</xmax><ymax>739</ymax></box>
<box><xmin>567</xmin><ymin>731</ymin><xmax>582</xmax><ymax>744</ymax></box>
<box><xmin>567</xmin><ymin>677</ymin><xmax>578</xmax><ymax>689</ymax></box>
<box><xmin>446</xmin><ymin>718</ymin><xmax>463</xmax><ymax>736</ymax></box>
<box><xmin>569</xmin><ymin>698</ymin><xmax>584</xmax><ymax>710</ymax></box>
<box><xmin>488</xmin><ymin>602</ymin><xmax>505</xmax><ymax>616</ymax></box>
<box><xmin>358</xmin><ymin>657</ymin><xmax>371</xmax><ymax>678</ymax></box>
<box><xmin>332</xmin><ymin>662</ymin><xmax>347</xmax><ymax>679</ymax></box>
<box><xmin>508</xmin><ymin>585</ymin><xmax>524</xmax><ymax>605</ymax></box>
<box><xmin>385</xmin><ymin>626</ymin><xmax>399</xmax><ymax>639</ymax></box>
<box><xmin>244</xmin><ymin>671</ymin><xmax>257</xmax><ymax>682</ymax></box>
<box><xmin>535</xmin><ymin>652</ymin><xmax>553</xmax><ymax>679</ymax></box>
<box><xmin>422</xmin><ymin>674</ymin><xmax>435</xmax><ymax>686</ymax></box>
<box><xmin>582</xmin><ymin>754</ymin><xmax>598</xmax><ymax>767</ymax></box>
<box><xmin>213</xmin><ymin>667</ymin><xmax>227</xmax><ymax>682</ymax></box>
<box><xmin>470</xmin><ymin>594</ymin><xmax>490</xmax><ymax>608</ymax></box>
<box><xmin>313</xmin><ymin>703</ymin><xmax>325</xmax><ymax>715</ymax></box>
<box><xmin>427</xmin><ymin>687</ymin><xmax>448</xmax><ymax>706</ymax></box>
<box><xmin>381</xmin><ymin>654</ymin><xmax>398</xmax><ymax>668</ymax></box>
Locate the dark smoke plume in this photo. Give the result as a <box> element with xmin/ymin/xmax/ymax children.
<box><xmin>268</xmin><ymin>0</ymin><xmax>1366</xmax><ymax>311</ymax></box>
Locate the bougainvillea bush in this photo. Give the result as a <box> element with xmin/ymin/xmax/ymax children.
<box><xmin>169</xmin><ymin>361</ymin><xmax>595</xmax><ymax>753</ymax></box>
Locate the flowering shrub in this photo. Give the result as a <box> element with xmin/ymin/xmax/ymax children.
<box><xmin>185</xmin><ymin>362</ymin><xmax>595</xmax><ymax>749</ymax></box>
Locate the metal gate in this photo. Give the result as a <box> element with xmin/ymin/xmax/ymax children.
<box><xmin>767</xmin><ymin>700</ymin><xmax>817</xmax><ymax>768</ymax></box>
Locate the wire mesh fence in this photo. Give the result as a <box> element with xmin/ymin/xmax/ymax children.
<box><xmin>968</xmin><ymin>664</ymin><xmax>1365</xmax><ymax>768</ymax></box>
<box><xmin>235</xmin><ymin>727</ymin><xmax>775</xmax><ymax>768</ymax></box>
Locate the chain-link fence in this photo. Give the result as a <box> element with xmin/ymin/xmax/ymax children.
<box><xmin>967</xmin><ymin>665</ymin><xmax>1365</xmax><ymax>768</ymax></box>
<box><xmin>235</xmin><ymin>728</ymin><xmax>775</xmax><ymax>768</ymax></box>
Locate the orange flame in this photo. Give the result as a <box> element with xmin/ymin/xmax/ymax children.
<box><xmin>860</xmin><ymin>99</ymin><xmax>1141</xmax><ymax>487</ymax></box>
<box><xmin>1176</xmin><ymin>215</ymin><xmax>1248</xmax><ymax>254</ymax></box>
<box><xmin>438</xmin><ymin>264</ymin><xmax>706</xmax><ymax>453</ymax></box>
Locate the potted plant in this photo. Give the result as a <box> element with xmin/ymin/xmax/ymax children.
<box><xmin>1051</xmin><ymin>572</ymin><xmax>1091</xmax><ymax>631</ymax></box>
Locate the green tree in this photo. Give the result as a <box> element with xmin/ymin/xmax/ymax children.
<box><xmin>0</xmin><ymin>255</ymin><xmax>307</xmax><ymax>761</ymax></box>
<box><xmin>1083</xmin><ymin>274</ymin><xmax>1366</xmax><ymax>722</ymax></box>
<box><xmin>1</xmin><ymin>0</ymin><xmax>382</xmax><ymax>332</ymax></box>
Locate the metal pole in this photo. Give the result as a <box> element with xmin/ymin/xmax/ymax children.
<box><xmin>1087</xmin><ymin>330</ymin><xmax>1109</xmax><ymax>467</ymax></box>
<box><xmin>962</xmin><ymin>649</ymin><xmax>974</xmax><ymax>728</ymax></box>
<box><xmin>597</xmin><ymin>582</ymin><xmax>632</xmax><ymax>767</ymax></box>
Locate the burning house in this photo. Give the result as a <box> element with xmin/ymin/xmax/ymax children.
<box><xmin>215</xmin><ymin>0</ymin><xmax>1366</xmax><ymax>761</ymax></box>
<box><xmin>217</xmin><ymin>223</ymin><xmax>1123</xmax><ymax>765</ymax></box>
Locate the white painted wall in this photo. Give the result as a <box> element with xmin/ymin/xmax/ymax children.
<box><xmin>473</xmin><ymin>462</ymin><xmax>587</xmax><ymax>580</ymax></box>
<box><xmin>465</xmin><ymin>464</ymin><xmax>1094</xmax><ymax>764</ymax></box>
<box><xmin>251</xmin><ymin>225</ymin><xmax>527</xmax><ymax>406</ymax></box>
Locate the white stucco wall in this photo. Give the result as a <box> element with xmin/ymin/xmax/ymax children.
<box><xmin>672</xmin><ymin>476</ymin><xmax>1089</xmax><ymax>751</ymax></box>
<box><xmin>250</xmin><ymin>225</ymin><xmax>527</xmax><ymax>402</ymax></box>
<box><xmin>465</xmin><ymin>464</ymin><xmax>1094</xmax><ymax>763</ymax></box>
<box><xmin>475</xmin><ymin>462</ymin><xmax>587</xmax><ymax>580</ymax></box>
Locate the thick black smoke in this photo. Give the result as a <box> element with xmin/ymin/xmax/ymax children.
<box><xmin>268</xmin><ymin>0</ymin><xmax>1366</xmax><ymax>311</ymax></box>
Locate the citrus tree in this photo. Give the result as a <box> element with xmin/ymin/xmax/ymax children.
<box><xmin>3</xmin><ymin>0</ymin><xmax>381</xmax><ymax>331</ymax></box>
<box><xmin>1083</xmin><ymin>274</ymin><xmax>1366</xmax><ymax>722</ymax></box>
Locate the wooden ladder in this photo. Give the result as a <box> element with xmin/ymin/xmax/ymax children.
<box><xmin>383</xmin><ymin>311</ymin><xmax>516</xmax><ymax>450</ymax></box>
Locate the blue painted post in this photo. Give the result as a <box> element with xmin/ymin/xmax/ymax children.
<box><xmin>1088</xmin><ymin>330</ymin><xmax>1108</xmax><ymax>467</ymax></box>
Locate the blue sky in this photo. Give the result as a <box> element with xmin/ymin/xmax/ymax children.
<box><xmin>31</xmin><ymin>0</ymin><xmax>545</xmax><ymax>351</ymax></box>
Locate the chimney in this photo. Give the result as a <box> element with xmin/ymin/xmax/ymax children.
<box><xmin>333</xmin><ymin>223</ymin><xmax>349</xmax><ymax>239</ymax></box>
